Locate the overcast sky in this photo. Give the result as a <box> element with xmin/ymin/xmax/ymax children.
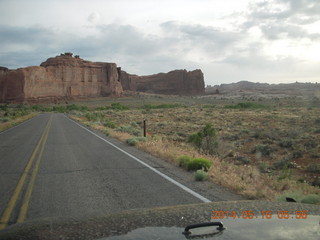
<box><xmin>0</xmin><ymin>0</ymin><xmax>319</xmax><ymax>85</ymax></box>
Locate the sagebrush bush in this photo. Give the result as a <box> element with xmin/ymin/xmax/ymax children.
<box><xmin>273</xmin><ymin>157</ymin><xmax>295</xmax><ymax>170</ymax></box>
<box><xmin>277</xmin><ymin>192</ymin><xmax>320</xmax><ymax>204</ymax></box>
<box><xmin>85</xmin><ymin>112</ymin><xmax>104</xmax><ymax>121</ymax></box>
<box><xmin>103</xmin><ymin>120</ymin><xmax>116</xmax><ymax>129</ymax></box>
<box><xmin>194</xmin><ymin>169</ymin><xmax>208</xmax><ymax>181</ymax></box>
<box><xmin>224</xmin><ymin>102</ymin><xmax>268</xmax><ymax>109</ymax></box>
<box><xmin>306</xmin><ymin>163</ymin><xmax>320</xmax><ymax>173</ymax></box>
<box><xmin>189</xmin><ymin>124</ymin><xmax>217</xmax><ymax>155</ymax></box>
<box><xmin>66</xmin><ymin>104</ymin><xmax>88</xmax><ymax>112</ymax></box>
<box><xmin>177</xmin><ymin>155</ymin><xmax>192</xmax><ymax>169</ymax></box>
<box><xmin>187</xmin><ymin>158</ymin><xmax>212</xmax><ymax>171</ymax></box>
<box><xmin>126</xmin><ymin>137</ymin><xmax>147</xmax><ymax>146</ymax></box>
<box><xmin>236</xmin><ymin>156</ymin><xmax>251</xmax><ymax>165</ymax></box>
<box><xmin>116</xmin><ymin>122</ymin><xmax>141</xmax><ymax>136</ymax></box>
<box><xmin>252</xmin><ymin>144</ymin><xmax>273</xmax><ymax>156</ymax></box>
<box><xmin>111</xmin><ymin>103</ymin><xmax>129</xmax><ymax>110</ymax></box>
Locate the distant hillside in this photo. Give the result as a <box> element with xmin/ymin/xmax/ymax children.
<box><xmin>206</xmin><ymin>81</ymin><xmax>320</xmax><ymax>96</ymax></box>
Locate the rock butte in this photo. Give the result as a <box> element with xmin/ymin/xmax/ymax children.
<box><xmin>0</xmin><ymin>53</ymin><xmax>205</xmax><ymax>103</ymax></box>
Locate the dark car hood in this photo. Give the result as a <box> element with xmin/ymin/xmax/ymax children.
<box><xmin>0</xmin><ymin>200</ymin><xmax>319</xmax><ymax>240</ymax></box>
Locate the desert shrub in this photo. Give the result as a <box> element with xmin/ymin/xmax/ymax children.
<box><xmin>85</xmin><ymin>112</ymin><xmax>104</xmax><ymax>121</ymax></box>
<box><xmin>103</xmin><ymin>120</ymin><xmax>116</xmax><ymax>129</ymax></box>
<box><xmin>66</xmin><ymin>104</ymin><xmax>88</xmax><ymax>112</ymax></box>
<box><xmin>312</xmin><ymin>178</ymin><xmax>320</xmax><ymax>187</ymax></box>
<box><xmin>306</xmin><ymin>163</ymin><xmax>320</xmax><ymax>173</ymax></box>
<box><xmin>277</xmin><ymin>192</ymin><xmax>320</xmax><ymax>204</ymax></box>
<box><xmin>187</xmin><ymin>158</ymin><xmax>212</xmax><ymax>171</ymax></box>
<box><xmin>31</xmin><ymin>105</ymin><xmax>51</xmax><ymax>112</ymax></box>
<box><xmin>202</xmin><ymin>104</ymin><xmax>215</xmax><ymax>108</ymax></box>
<box><xmin>224</xmin><ymin>102</ymin><xmax>268</xmax><ymax>109</ymax></box>
<box><xmin>126</xmin><ymin>137</ymin><xmax>147</xmax><ymax>146</ymax></box>
<box><xmin>314</xmin><ymin>118</ymin><xmax>320</xmax><ymax>125</ymax></box>
<box><xmin>252</xmin><ymin>144</ymin><xmax>273</xmax><ymax>156</ymax></box>
<box><xmin>278</xmin><ymin>140</ymin><xmax>294</xmax><ymax>149</ymax></box>
<box><xmin>304</xmin><ymin>140</ymin><xmax>318</xmax><ymax>149</ymax></box>
<box><xmin>0</xmin><ymin>117</ymin><xmax>10</xmax><ymax>123</ymax></box>
<box><xmin>116</xmin><ymin>122</ymin><xmax>141</xmax><ymax>136</ymax></box>
<box><xmin>189</xmin><ymin>124</ymin><xmax>217</xmax><ymax>155</ymax></box>
<box><xmin>258</xmin><ymin>161</ymin><xmax>269</xmax><ymax>173</ymax></box>
<box><xmin>0</xmin><ymin>104</ymin><xmax>8</xmax><ymax>111</ymax></box>
<box><xmin>273</xmin><ymin>157</ymin><xmax>295</xmax><ymax>170</ymax></box>
<box><xmin>111</xmin><ymin>103</ymin><xmax>129</xmax><ymax>110</ymax></box>
<box><xmin>52</xmin><ymin>106</ymin><xmax>67</xmax><ymax>112</ymax></box>
<box><xmin>292</xmin><ymin>150</ymin><xmax>303</xmax><ymax>159</ymax></box>
<box><xmin>194</xmin><ymin>169</ymin><xmax>208</xmax><ymax>181</ymax></box>
<box><xmin>301</xmin><ymin>194</ymin><xmax>320</xmax><ymax>204</ymax></box>
<box><xmin>142</xmin><ymin>103</ymin><xmax>183</xmax><ymax>110</ymax></box>
<box><xmin>236</xmin><ymin>156</ymin><xmax>251</xmax><ymax>165</ymax></box>
<box><xmin>177</xmin><ymin>155</ymin><xmax>193</xmax><ymax>169</ymax></box>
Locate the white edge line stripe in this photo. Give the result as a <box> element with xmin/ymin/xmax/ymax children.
<box><xmin>66</xmin><ymin>115</ymin><xmax>211</xmax><ymax>203</ymax></box>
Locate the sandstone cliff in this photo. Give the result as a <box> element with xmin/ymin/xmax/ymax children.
<box><xmin>134</xmin><ymin>69</ymin><xmax>205</xmax><ymax>95</ymax></box>
<box><xmin>119</xmin><ymin>70</ymin><xmax>137</xmax><ymax>92</ymax></box>
<box><xmin>0</xmin><ymin>53</ymin><xmax>123</xmax><ymax>102</ymax></box>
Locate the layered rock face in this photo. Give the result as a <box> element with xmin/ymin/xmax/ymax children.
<box><xmin>0</xmin><ymin>53</ymin><xmax>123</xmax><ymax>102</ymax></box>
<box><xmin>0</xmin><ymin>53</ymin><xmax>205</xmax><ymax>103</ymax></box>
<box><xmin>119</xmin><ymin>70</ymin><xmax>137</xmax><ymax>91</ymax></box>
<box><xmin>134</xmin><ymin>69</ymin><xmax>205</xmax><ymax>95</ymax></box>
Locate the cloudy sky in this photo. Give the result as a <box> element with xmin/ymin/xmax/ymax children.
<box><xmin>0</xmin><ymin>0</ymin><xmax>319</xmax><ymax>85</ymax></box>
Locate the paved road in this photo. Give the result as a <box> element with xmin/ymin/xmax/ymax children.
<box><xmin>0</xmin><ymin>113</ymin><xmax>210</xmax><ymax>229</ymax></box>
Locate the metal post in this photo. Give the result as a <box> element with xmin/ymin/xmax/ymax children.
<box><xmin>143</xmin><ymin>119</ymin><xmax>146</xmax><ymax>137</ymax></box>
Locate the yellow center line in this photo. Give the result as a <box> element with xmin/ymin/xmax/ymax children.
<box><xmin>17</xmin><ymin>116</ymin><xmax>53</xmax><ymax>223</ymax></box>
<box><xmin>0</xmin><ymin>115</ymin><xmax>53</xmax><ymax>230</ymax></box>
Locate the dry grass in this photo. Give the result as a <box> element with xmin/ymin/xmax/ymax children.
<box><xmin>69</xmin><ymin>98</ymin><xmax>320</xmax><ymax>202</ymax></box>
<box><xmin>0</xmin><ymin>113</ymin><xmax>37</xmax><ymax>132</ymax></box>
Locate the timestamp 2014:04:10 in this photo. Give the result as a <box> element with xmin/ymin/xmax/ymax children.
<box><xmin>212</xmin><ymin>210</ymin><xmax>308</xmax><ymax>220</ymax></box>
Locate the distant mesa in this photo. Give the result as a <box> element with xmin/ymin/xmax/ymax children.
<box><xmin>0</xmin><ymin>52</ymin><xmax>205</xmax><ymax>103</ymax></box>
<box><xmin>121</xmin><ymin>69</ymin><xmax>205</xmax><ymax>95</ymax></box>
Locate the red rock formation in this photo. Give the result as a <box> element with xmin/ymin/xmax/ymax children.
<box><xmin>135</xmin><ymin>69</ymin><xmax>205</xmax><ymax>95</ymax></box>
<box><xmin>0</xmin><ymin>54</ymin><xmax>123</xmax><ymax>103</ymax></box>
<box><xmin>120</xmin><ymin>70</ymin><xmax>137</xmax><ymax>91</ymax></box>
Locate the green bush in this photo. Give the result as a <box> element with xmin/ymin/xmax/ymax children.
<box><xmin>111</xmin><ymin>103</ymin><xmax>129</xmax><ymax>110</ymax></box>
<box><xmin>252</xmin><ymin>144</ymin><xmax>273</xmax><ymax>156</ymax></box>
<box><xmin>0</xmin><ymin>104</ymin><xmax>8</xmax><ymax>111</ymax></box>
<box><xmin>85</xmin><ymin>112</ymin><xmax>104</xmax><ymax>121</ymax></box>
<box><xmin>306</xmin><ymin>163</ymin><xmax>320</xmax><ymax>173</ymax></box>
<box><xmin>126</xmin><ymin>137</ymin><xmax>147</xmax><ymax>146</ymax></box>
<box><xmin>103</xmin><ymin>120</ymin><xmax>116</xmax><ymax>129</ymax></box>
<box><xmin>66</xmin><ymin>104</ymin><xmax>88</xmax><ymax>112</ymax></box>
<box><xmin>277</xmin><ymin>192</ymin><xmax>320</xmax><ymax>205</ymax></box>
<box><xmin>0</xmin><ymin>117</ymin><xmax>10</xmax><ymax>123</ymax></box>
<box><xmin>224</xmin><ymin>102</ymin><xmax>268</xmax><ymax>110</ymax></box>
<box><xmin>52</xmin><ymin>106</ymin><xmax>67</xmax><ymax>112</ymax></box>
<box><xmin>189</xmin><ymin>124</ymin><xmax>217</xmax><ymax>155</ymax></box>
<box><xmin>194</xmin><ymin>169</ymin><xmax>208</xmax><ymax>181</ymax></box>
<box><xmin>31</xmin><ymin>105</ymin><xmax>51</xmax><ymax>112</ymax></box>
<box><xmin>177</xmin><ymin>156</ymin><xmax>193</xmax><ymax>169</ymax></box>
<box><xmin>273</xmin><ymin>157</ymin><xmax>295</xmax><ymax>170</ymax></box>
<box><xmin>278</xmin><ymin>140</ymin><xmax>294</xmax><ymax>149</ymax></box>
<box><xmin>301</xmin><ymin>194</ymin><xmax>320</xmax><ymax>204</ymax></box>
<box><xmin>236</xmin><ymin>156</ymin><xmax>251</xmax><ymax>165</ymax></box>
<box><xmin>187</xmin><ymin>158</ymin><xmax>212</xmax><ymax>171</ymax></box>
<box><xmin>258</xmin><ymin>161</ymin><xmax>269</xmax><ymax>173</ymax></box>
<box><xmin>142</xmin><ymin>103</ymin><xmax>183</xmax><ymax>110</ymax></box>
<box><xmin>116</xmin><ymin>122</ymin><xmax>141</xmax><ymax>136</ymax></box>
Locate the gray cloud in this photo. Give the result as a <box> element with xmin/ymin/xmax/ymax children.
<box><xmin>0</xmin><ymin>0</ymin><xmax>319</xmax><ymax>84</ymax></box>
<box><xmin>0</xmin><ymin>25</ymin><xmax>54</xmax><ymax>46</ymax></box>
<box><xmin>245</xmin><ymin>0</ymin><xmax>320</xmax><ymax>41</ymax></box>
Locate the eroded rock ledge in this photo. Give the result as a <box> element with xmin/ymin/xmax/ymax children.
<box><xmin>0</xmin><ymin>53</ymin><xmax>205</xmax><ymax>103</ymax></box>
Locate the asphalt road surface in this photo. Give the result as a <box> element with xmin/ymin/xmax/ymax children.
<box><xmin>0</xmin><ymin>113</ymin><xmax>216</xmax><ymax>230</ymax></box>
